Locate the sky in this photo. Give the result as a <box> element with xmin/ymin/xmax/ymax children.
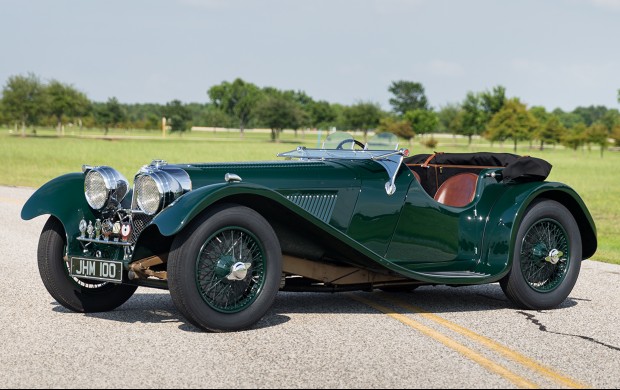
<box><xmin>1</xmin><ymin>0</ymin><xmax>619</xmax><ymax>112</ymax></box>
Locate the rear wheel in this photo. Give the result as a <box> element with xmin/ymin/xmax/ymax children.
<box><xmin>167</xmin><ymin>204</ymin><xmax>282</xmax><ymax>332</ymax></box>
<box><xmin>38</xmin><ymin>216</ymin><xmax>137</xmax><ymax>312</ymax></box>
<box><xmin>500</xmin><ymin>200</ymin><xmax>582</xmax><ymax>309</ymax></box>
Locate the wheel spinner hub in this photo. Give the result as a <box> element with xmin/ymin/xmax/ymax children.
<box><xmin>214</xmin><ymin>255</ymin><xmax>252</xmax><ymax>281</ymax></box>
<box><xmin>545</xmin><ymin>248</ymin><xmax>564</xmax><ymax>265</ymax></box>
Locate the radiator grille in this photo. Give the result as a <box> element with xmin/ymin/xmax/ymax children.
<box><xmin>131</xmin><ymin>213</ymin><xmax>154</xmax><ymax>243</ymax></box>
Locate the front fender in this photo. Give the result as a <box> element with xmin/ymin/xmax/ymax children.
<box><xmin>477</xmin><ymin>181</ymin><xmax>597</xmax><ymax>278</ymax></box>
<box><xmin>21</xmin><ymin>173</ymin><xmax>96</xmax><ymax>256</ymax></box>
<box><xmin>21</xmin><ymin>172</ymin><xmax>93</xmax><ymax>224</ymax></box>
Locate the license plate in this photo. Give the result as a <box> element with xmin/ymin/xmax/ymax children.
<box><xmin>70</xmin><ymin>257</ymin><xmax>123</xmax><ymax>283</ymax></box>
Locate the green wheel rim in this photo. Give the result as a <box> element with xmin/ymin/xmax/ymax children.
<box><xmin>195</xmin><ymin>227</ymin><xmax>266</xmax><ymax>313</ymax></box>
<box><xmin>519</xmin><ymin>218</ymin><xmax>570</xmax><ymax>293</ymax></box>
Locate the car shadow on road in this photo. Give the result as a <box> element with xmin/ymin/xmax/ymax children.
<box><xmin>50</xmin><ymin>283</ymin><xmax>584</xmax><ymax>332</ymax></box>
<box><xmin>272</xmin><ymin>283</ymin><xmax>582</xmax><ymax>314</ymax></box>
<box><xmin>50</xmin><ymin>291</ymin><xmax>292</xmax><ymax>333</ymax></box>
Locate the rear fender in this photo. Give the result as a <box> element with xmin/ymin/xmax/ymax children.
<box><xmin>478</xmin><ymin>182</ymin><xmax>597</xmax><ymax>279</ymax></box>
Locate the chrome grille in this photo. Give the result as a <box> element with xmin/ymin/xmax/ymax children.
<box><xmin>131</xmin><ymin>213</ymin><xmax>153</xmax><ymax>243</ymax></box>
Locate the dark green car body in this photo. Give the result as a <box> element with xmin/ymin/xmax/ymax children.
<box><xmin>21</xmin><ymin>143</ymin><xmax>597</xmax><ymax>331</ymax></box>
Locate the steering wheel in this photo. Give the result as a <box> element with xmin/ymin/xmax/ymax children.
<box><xmin>336</xmin><ymin>138</ymin><xmax>366</xmax><ymax>150</ymax></box>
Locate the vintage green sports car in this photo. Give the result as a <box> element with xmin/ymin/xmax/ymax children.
<box><xmin>21</xmin><ymin>133</ymin><xmax>597</xmax><ymax>332</ymax></box>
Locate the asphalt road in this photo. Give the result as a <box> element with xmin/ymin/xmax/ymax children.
<box><xmin>1</xmin><ymin>185</ymin><xmax>619</xmax><ymax>388</ymax></box>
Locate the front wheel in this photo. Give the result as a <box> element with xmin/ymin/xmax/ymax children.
<box><xmin>500</xmin><ymin>199</ymin><xmax>582</xmax><ymax>310</ymax></box>
<box><xmin>167</xmin><ymin>204</ymin><xmax>282</xmax><ymax>332</ymax></box>
<box><xmin>38</xmin><ymin>216</ymin><xmax>137</xmax><ymax>312</ymax></box>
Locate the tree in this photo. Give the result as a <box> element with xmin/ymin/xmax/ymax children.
<box><xmin>344</xmin><ymin>101</ymin><xmax>383</xmax><ymax>141</ymax></box>
<box><xmin>611</xmin><ymin>125</ymin><xmax>620</xmax><ymax>147</ymax></box>
<box><xmin>255</xmin><ymin>95</ymin><xmax>303</xmax><ymax>142</ymax></box>
<box><xmin>208</xmin><ymin>78</ymin><xmax>261</xmax><ymax>137</ymax></box>
<box><xmin>480</xmin><ymin>85</ymin><xmax>506</xmax><ymax>118</ymax></box>
<box><xmin>552</xmin><ymin>108</ymin><xmax>585</xmax><ymax>129</ymax></box>
<box><xmin>404</xmin><ymin>109</ymin><xmax>439</xmax><ymax>137</ymax></box>
<box><xmin>96</xmin><ymin>97</ymin><xmax>125</xmax><ymax>134</ymax></box>
<box><xmin>308</xmin><ymin>100</ymin><xmax>336</xmax><ymax>129</ymax></box>
<box><xmin>573</xmin><ymin>105</ymin><xmax>608</xmax><ymax>126</ymax></box>
<box><xmin>388</xmin><ymin>80</ymin><xmax>429</xmax><ymax>115</ymax></box>
<box><xmin>529</xmin><ymin>106</ymin><xmax>549</xmax><ymax>125</ymax></box>
<box><xmin>460</xmin><ymin>92</ymin><xmax>485</xmax><ymax>144</ymax></box>
<box><xmin>485</xmin><ymin>98</ymin><xmax>537</xmax><ymax>152</ymax></box>
<box><xmin>46</xmin><ymin>80</ymin><xmax>90</xmax><ymax>135</ymax></box>
<box><xmin>437</xmin><ymin>103</ymin><xmax>463</xmax><ymax>135</ymax></box>
<box><xmin>0</xmin><ymin>73</ymin><xmax>47</xmax><ymax>136</ymax></box>
<box><xmin>164</xmin><ymin>100</ymin><xmax>192</xmax><ymax>133</ymax></box>
<box><xmin>197</xmin><ymin>105</ymin><xmax>234</xmax><ymax>128</ymax></box>
<box><xmin>586</xmin><ymin>123</ymin><xmax>609</xmax><ymax>157</ymax></box>
<box><xmin>458</xmin><ymin>86</ymin><xmax>507</xmax><ymax>145</ymax></box>
<box><xmin>538</xmin><ymin>115</ymin><xmax>564</xmax><ymax>150</ymax></box>
<box><xmin>376</xmin><ymin>117</ymin><xmax>414</xmax><ymax>145</ymax></box>
<box><xmin>562</xmin><ymin>123</ymin><xmax>587</xmax><ymax>152</ymax></box>
<box><xmin>283</xmin><ymin>90</ymin><xmax>312</xmax><ymax>135</ymax></box>
<box><xmin>600</xmin><ymin>109</ymin><xmax>620</xmax><ymax>132</ymax></box>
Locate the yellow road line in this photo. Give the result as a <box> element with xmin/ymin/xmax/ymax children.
<box><xmin>383</xmin><ymin>295</ymin><xmax>589</xmax><ymax>389</ymax></box>
<box><xmin>0</xmin><ymin>197</ymin><xmax>24</xmax><ymax>205</ymax></box>
<box><xmin>348</xmin><ymin>294</ymin><xmax>539</xmax><ymax>389</ymax></box>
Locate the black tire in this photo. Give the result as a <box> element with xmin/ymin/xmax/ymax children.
<box><xmin>37</xmin><ymin>216</ymin><xmax>137</xmax><ymax>312</ymax></box>
<box><xmin>500</xmin><ymin>199</ymin><xmax>582</xmax><ymax>310</ymax></box>
<box><xmin>167</xmin><ymin>204</ymin><xmax>282</xmax><ymax>332</ymax></box>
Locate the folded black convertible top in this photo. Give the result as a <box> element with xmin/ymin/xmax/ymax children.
<box><xmin>404</xmin><ymin>152</ymin><xmax>520</xmax><ymax>167</ymax></box>
<box><xmin>405</xmin><ymin>152</ymin><xmax>552</xmax><ymax>183</ymax></box>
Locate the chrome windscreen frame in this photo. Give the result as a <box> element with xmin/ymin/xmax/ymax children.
<box><xmin>278</xmin><ymin>147</ymin><xmax>409</xmax><ymax>195</ymax></box>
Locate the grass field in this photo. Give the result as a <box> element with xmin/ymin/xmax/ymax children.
<box><xmin>2</xmin><ymin>126</ymin><xmax>618</xmax><ymax>264</ymax></box>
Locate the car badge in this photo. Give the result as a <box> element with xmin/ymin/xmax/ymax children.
<box><xmin>102</xmin><ymin>220</ymin><xmax>113</xmax><ymax>241</ymax></box>
<box><xmin>94</xmin><ymin>219</ymin><xmax>102</xmax><ymax>240</ymax></box>
<box><xmin>79</xmin><ymin>218</ymin><xmax>87</xmax><ymax>238</ymax></box>
<box><xmin>87</xmin><ymin>220</ymin><xmax>94</xmax><ymax>239</ymax></box>
<box><xmin>113</xmin><ymin>222</ymin><xmax>121</xmax><ymax>241</ymax></box>
<box><xmin>121</xmin><ymin>222</ymin><xmax>132</xmax><ymax>242</ymax></box>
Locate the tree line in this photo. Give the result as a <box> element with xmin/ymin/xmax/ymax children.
<box><xmin>1</xmin><ymin>72</ymin><xmax>620</xmax><ymax>154</ymax></box>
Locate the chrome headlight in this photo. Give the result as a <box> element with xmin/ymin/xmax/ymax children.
<box><xmin>135</xmin><ymin>166</ymin><xmax>191</xmax><ymax>215</ymax></box>
<box><xmin>84</xmin><ymin>166</ymin><xmax>129</xmax><ymax>211</ymax></box>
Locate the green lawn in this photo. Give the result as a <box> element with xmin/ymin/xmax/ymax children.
<box><xmin>2</xmin><ymin>127</ymin><xmax>617</xmax><ymax>264</ymax></box>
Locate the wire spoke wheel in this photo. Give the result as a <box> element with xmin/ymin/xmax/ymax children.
<box><xmin>500</xmin><ymin>199</ymin><xmax>582</xmax><ymax>310</ymax></box>
<box><xmin>196</xmin><ymin>227</ymin><xmax>266</xmax><ymax>313</ymax></box>
<box><xmin>168</xmin><ymin>204</ymin><xmax>282</xmax><ymax>332</ymax></box>
<box><xmin>520</xmin><ymin>219</ymin><xmax>569</xmax><ymax>292</ymax></box>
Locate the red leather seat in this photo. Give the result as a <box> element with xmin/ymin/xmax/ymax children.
<box><xmin>434</xmin><ymin>173</ymin><xmax>478</xmax><ymax>207</ymax></box>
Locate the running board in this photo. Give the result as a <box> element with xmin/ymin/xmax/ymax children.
<box><xmin>416</xmin><ymin>271</ymin><xmax>491</xmax><ymax>279</ymax></box>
